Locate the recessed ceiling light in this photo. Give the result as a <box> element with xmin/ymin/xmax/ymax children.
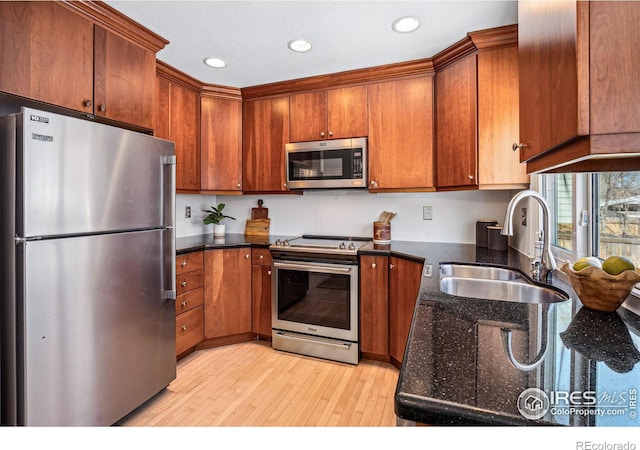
<box><xmin>392</xmin><ymin>16</ymin><xmax>420</xmax><ymax>33</ymax></box>
<box><xmin>288</xmin><ymin>39</ymin><xmax>312</xmax><ymax>53</ymax></box>
<box><xmin>203</xmin><ymin>57</ymin><xmax>227</xmax><ymax>68</ymax></box>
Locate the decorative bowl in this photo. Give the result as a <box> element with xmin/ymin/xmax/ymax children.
<box><xmin>560</xmin><ymin>262</ymin><xmax>640</xmax><ymax>312</ymax></box>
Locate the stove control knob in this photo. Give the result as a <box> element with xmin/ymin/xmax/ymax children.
<box><xmin>275</xmin><ymin>239</ymin><xmax>282</xmax><ymax>246</ymax></box>
<box><xmin>339</xmin><ymin>242</ymin><xmax>346</xmax><ymax>250</ymax></box>
<box><xmin>348</xmin><ymin>243</ymin><xmax>356</xmax><ymax>250</ymax></box>
<box><xmin>283</xmin><ymin>240</ymin><xmax>290</xmax><ymax>246</ymax></box>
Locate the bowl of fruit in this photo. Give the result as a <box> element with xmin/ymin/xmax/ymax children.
<box><xmin>560</xmin><ymin>256</ymin><xmax>640</xmax><ymax>312</ymax></box>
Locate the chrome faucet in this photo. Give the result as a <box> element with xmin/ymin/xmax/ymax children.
<box><xmin>501</xmin><ymin>189</ymin><xmax>557</xmax><ymax>281</ymax></box>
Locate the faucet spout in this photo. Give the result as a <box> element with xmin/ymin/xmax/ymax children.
<box><xmin>501</xmin><ymin>190</ymin><xmax>557</xmax><ymax>274</ymax></box>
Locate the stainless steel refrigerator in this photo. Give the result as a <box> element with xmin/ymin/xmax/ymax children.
<box><xmin>0</xmin><ymin>107</ymin><xmax>177</xmax><ymax>426</ymax></box>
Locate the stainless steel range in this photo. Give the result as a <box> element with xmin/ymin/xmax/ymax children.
<box><xmin>270</xmin><ymin>236</ymin><xmax>369</xmax><ymax>364</ymax></box>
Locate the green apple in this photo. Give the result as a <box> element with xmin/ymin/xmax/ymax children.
<box><xmin>573</xmin><ymin>256</ymin><xmax>603</xmax><ymax>271</ymax></box>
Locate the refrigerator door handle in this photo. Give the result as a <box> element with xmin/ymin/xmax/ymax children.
<box><xmin>162</xmin><ymin>153</ymin><xmax>176</xmax><ymax>228</ymax></box>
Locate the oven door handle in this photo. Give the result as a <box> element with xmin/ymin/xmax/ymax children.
<box><xmin>273</xmin><ymin>261</ymin><xmax>353</xmax><ymax>274</ymax></box>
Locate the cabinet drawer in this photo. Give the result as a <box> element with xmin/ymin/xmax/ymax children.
<box><xmin>176</xmin><ymin>251</ymin><xmax>204</xmax><ymax>275</ymax></box>
<box><xmin>176</xmin><ymin>287</ymin><xmax>204</xmax><ymax>316</ymax></box>
<box><xmin>176</xmin><ymin>305</ymin><xmax>204</xmax><ymax>355</ymax></box>
<box><xmin>176</xmin><ymin>269</ymin><xmax>203</xmax><ymax>295</ymax></box>
<box><xmin>252</xmin><ymin>248</ymin><xmax>272</xmax><ymax>266</ymax></box>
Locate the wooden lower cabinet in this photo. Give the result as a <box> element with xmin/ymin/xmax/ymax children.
<box><xmin>204</xmin><ymin>248</ymin><xmax>252</xmax><ymax>339</ymax></box>
<box><xmin>175</xmin><ymin>251</ymin><xmax>204</xmax><ymax>357</ymax></box>
<box><xmin>359</xmin><ymin>254</ymin><xmax>389</xmax><ymax>360</ymax></box>
<box><xmin>388</xmin><ymin>256</ymin><xmax>423</xmax><ymax>366</ymax></box>
<box><xmin>251</xmin><ymin>249</ymin><xmax>273</xmax><ymax>339</ymax></box>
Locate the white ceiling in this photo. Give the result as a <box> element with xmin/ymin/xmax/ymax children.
<box><xmin>105</xmin><ymin>0</ymin><xmax>518</xmax><ymax>88</ymax></box>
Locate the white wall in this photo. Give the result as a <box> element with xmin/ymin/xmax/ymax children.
<box><xmin>176</xmin><ymin>190</ymin><xmax>528</xmax><ymax>245</ymax></box>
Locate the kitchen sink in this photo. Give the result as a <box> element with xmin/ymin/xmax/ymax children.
<box><xmin>439</xmin><ymin>263</ymin><xmax>524</xmax><ymax>281</ymax></box>
<box><xmin>439</xmin><ymin>277</ymin><xmax>569</xmax><ymax>304</ymax></box>
<box><xmin>439</xmin><ymin>263</ymin><xmax>570</xmax><ymax>304</ymax></box>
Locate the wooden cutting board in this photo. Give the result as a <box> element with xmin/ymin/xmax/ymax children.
<box><xmin>251</xmin><ymin>199</ymin><xmax>268</xmax><ymax>219</ymax></box>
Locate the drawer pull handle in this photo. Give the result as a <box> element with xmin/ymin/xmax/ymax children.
<box><xmin>181</xmin><ymin>301</ymin><xmax>187</xmax><ymax>307</ymax></box>
<box><xmin>181</xmin><ymin>260</ymin><xmax>187</xmax><ymax>267</ymax></box>
<box><xmin>181</xmin><ymin>325</ymin><xmax>187</xmax><ymax>331</ymax></box>
<box><xmin>181</xmin><ymin>281</ymin><xmax>187</xmax><ymax>287</ymax></box>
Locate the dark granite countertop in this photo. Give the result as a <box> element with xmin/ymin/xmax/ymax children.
<box><xmin>176</xmin><ymin>233</ymin><xmax>300</xmax><ymax>254</ymax></box>
<box><xmin>392</xmin><ymin>242</ymin><xmax>640</xmax><ymax>427</ymax></box>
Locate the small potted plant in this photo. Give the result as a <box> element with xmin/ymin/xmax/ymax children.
<box><xmin>203</xmin><ymin>203</ymin><xmax>236</xmax><ymax>237</ymax></box>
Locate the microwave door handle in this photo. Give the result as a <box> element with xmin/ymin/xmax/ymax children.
<box><xmin>273</xmin><ymin>261</ymin><xmax>352</xmax><ymax>274</ymax></box>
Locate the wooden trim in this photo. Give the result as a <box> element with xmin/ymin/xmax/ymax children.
<box><xmin>241</xmin><ymin>58</ymin><xmax>435</xmax><ymax>99</ymax></box>
<box><xmin>576</xmin><ymin>0</ymin><xmax>590</xmax><ymax>136</ymax></box>
<box><xmin>156</xmin><ymin>60</ymin><xmax>202</xmax><ymax>92</ymax></box>
<box><xmin>468</xmin><ymin>24</ymin><xmax>518</xmax><ymax>50</ymax></box>
<box><xmin>432</xmin><ymin>36</ymin><xmax>476</xmax><ymax>70</ymax></box>
<box><xmin>60</xmin><ymin>1</ymin><xmax>168</xmax><ymax>52</ymax></box>
<box><xmin>201</xmin><ymin>84</ymin><xmax>243</xmax><ymax>101</ymax></box>
<box><xmin>361</xmin><ymin>352</ymin><xmax>391</xmax><ymax>364</ymax></box>
<box><xmin>196</xmin><ymin>332</ymin><xmax>256</xmax><ymax>350</ymax></box>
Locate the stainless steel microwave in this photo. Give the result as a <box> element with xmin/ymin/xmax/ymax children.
<box><xmin>284</xmin><ymin>137</ymin><xmax>367</xmax><ymax>189</ymax></box>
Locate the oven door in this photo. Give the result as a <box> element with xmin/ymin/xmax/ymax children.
<box><xmin>272</xmin><ymin>260</ymin><xmax>358</xmax><ymax>343</ymax></box>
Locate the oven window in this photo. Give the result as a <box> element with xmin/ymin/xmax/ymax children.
<box><xmin>276</xmin><ymin>268</ymin><xmax>351</xmax><ymax>330</ymax></box>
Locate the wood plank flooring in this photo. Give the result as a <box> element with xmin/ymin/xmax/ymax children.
<box><xmin>120</xmin><ymin>341</ymin><xmax>399</xmax><ymax>427</ymax></box>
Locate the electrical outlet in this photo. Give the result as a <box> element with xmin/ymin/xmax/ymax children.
<box><xmin>423</xmin><ymin>264</ymin><xmax>433</xmax><ymax>277</ymax></box>
<box><xmin>521</xmin><ymin>207</ymin><xmax>527</xmax><ymax>226</ymax></box>
<box><xmin>185</xmin><ymin>206</ymin><xmax>191</xmax><ymax>218</ymax></box>
<box><xmin>423</xmin><ymin>206</ymin><xmax>433</xmax><ymax>220</ymax></box>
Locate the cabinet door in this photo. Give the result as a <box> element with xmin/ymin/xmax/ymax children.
<box><xmin>359</xmin><ymin>255</ymin><xmax>389</xmax><ymax>358</ymax></box>
<box><xmin>94</xmin><ymin>26</ymin><xmax>156</xmax><ymax>129</ymax></box>
<box><xmin>389</xmin><ymin>256</ymin><xmax>423</xmax><ymax>364</ymax></box>
<box><xmin>327</xmin><ymin>86</ymin><xmax>368</xmax><ymax>139</ymax></box>
<box><xmin>243</xmin><ymin>96</ymin><xmax>289</xmax><ymax>192</ymax></box>
<box><xmin>156</xmin><ymin>76</ymin><xmax>200</xmax><ymax>191</ymax></box>
<box><xmin>289</xmin><ymin>91</ymin><xmax>327</xmax><ymax>142</ymax></box>
<box><xmin>477</xmin><ymin>46</ymin><xmax>528</xmax><ymax>187</ymax></box>
<box><xmin>201</xmin><ymin>96</ymin><xmax>243</xmax><ymax>191</ymax></box>
<box><xmin>204</xmin><ymin>248</ymin><xmax>252</xmax><ymax>338</ymax></box>
<box><xmin>251</xmin><ymin>264</ymin><xmax>273</xmax><ymax>337</ymax></box>
<box><xmin>0</xmin><ymin>2</ymin><xmax>94</xmax><ymax>113</ymax></box>
<box><xmin>435</xmin><ymin>55</ymin><xmax>478</xmax><ymax>189</ymax></box>
<box><xmin>368</xmin><ymin>77</ymin><xmax>434</xmax><ymax>190</ymax></box>
<box><xmin>517</xmin><ymin>0</ymin><xmax>585</xmax><ymax>161</ymax></box>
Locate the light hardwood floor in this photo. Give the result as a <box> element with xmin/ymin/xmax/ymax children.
<box><xmin>120</xmin><ymin>341</ymin><xmax>399</xmax><ymax>427</ymax></box>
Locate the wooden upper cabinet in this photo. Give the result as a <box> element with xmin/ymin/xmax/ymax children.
<box><xmin>0</xmin><ymin>2</ymin><xmax>94</xmax><ymax>113</ymax></box>
<box><xmin>367</xmin><ymin>77</ymin><xmax>434</xmax><ymax>191</ymax></box>
<box><xmin>519</xmin><ymin>1</ymin><xmax>640</xmax><ymax>173</ymax></box>
<box><xmin>289</xmin><ymin>86</ymin><xmax>367</xmax><ymax>142</ymax></box>
<box><xmin>0</xmin><ymin>2</ymin><xmax>166</xmax><ymax>130</ymax></box>
<box><xmin>93</xmin><ymin>26</ymin><xmax>156</xmax><ymax>129</ymax></box>
<box><xmin>201</xmin><ymin>94</ymin><xmax>243</xmax><ymax>192</ymax></box>
<box><xmin>243</xmin><ymin>96</ymin><xmax>289</xmax><ymax>192</ymax></box>
<box><xmin>435</xmin><ymin>54</ymin><xmax>478</xmax><ymax>189</ymax></box>
<box><xmin>155</xmin><ymin>67</ymin><xmax>201</xmax><ymax>192</ymax></box>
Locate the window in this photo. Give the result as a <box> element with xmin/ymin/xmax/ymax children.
<box><xmin>594</xmin><ymin>172</ymin><xmax>640</xmax><ymax>263</ymax></box>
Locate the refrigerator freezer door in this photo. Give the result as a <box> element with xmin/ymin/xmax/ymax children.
<box><xmin>17</xmin><ymin>107</ymin><xmax>175</xmax><ymax>238</ymax></box>
<box><xmin>17</xmin><ymin>229</ymin><xmax>175</xmax><ymax>426</ymax></box>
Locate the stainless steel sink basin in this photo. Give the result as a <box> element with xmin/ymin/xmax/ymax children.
<box><xmin>439</xmin><ymin>263</ymin><xmax>524</xmax><ymax>281</ymax></box>
<box><xmin>439</xmin><ymin>277</ymin><xmax>570</xmax><ymax>304</ymax></box>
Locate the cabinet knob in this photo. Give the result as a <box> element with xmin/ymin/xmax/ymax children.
<box><xmin>181</xmin><ymin>280</ymin><xmax>187</xmax><ymax>287</ymax></box>
<box><xmin>468</xmin><ymin>175</ymin><xmax>474</xmax><ymax>180</ymax></box>
<box><xmin>328</xmin><ymin>131</ymin><xmax>333</xmax><ymax>137</ymax></box>
<box><xmin>320</xmin><ymin>132</ymin><xmax>325</xmax><ymax>138</ymax></box>
<box><xmin>181</xmin><ymin>260</ymin><xmax>187</xmax><ymax>267</ymax></box>
<box><xmin>236</xmin><ymin>183</ymin><xmax>241</xmax><ymax>189</ymax></box>
<box><xmin>371</xmin><ymin>263</ymin><xmax>377</xmax><ymax>268</ymax></box>
<box><xmin>181</xmin><ymin>325</ymin><xmax>187</xmax><ymax>331</ymax></box>
<box><xmin>370</xmin><ymin>180</ymin><xmax>378</xmax><ymax>188</ymax></box>
<box><xmin>389</xmin><ymin>263</ymin><xmax>395</xmax><ymax>270</ymax></box>
<box><xmin>181</xmin><ymin>301</ymin><xmax>187</xmax><ymax>307</ymax></box>
<box><xmin>512</xmin><ymin>142</ymin><xmax>528</xmax><ymax>152</ymax></box>
<box><xmin>98</xmin><ymin>104</ymin><xmax>106</xmax><ymax>113</ymax></box>
<box><xmin>267</xmin><ymin>270</ymin><xmax>272</xmax><ymax>276</ymax></box>
<box><xmin>245</xmin><ymin>254</ymin><xmax>250</xmax><ymax>259</ymax></box>
<box><xmin>259</xmin><ymin>254</ymin><xmax>264</xmax><ymax>260</ymax></box>
<box><xmin>83</xmin><ymin>99</ymin><xmax>92</xmax><ymax>107</ymax></box>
